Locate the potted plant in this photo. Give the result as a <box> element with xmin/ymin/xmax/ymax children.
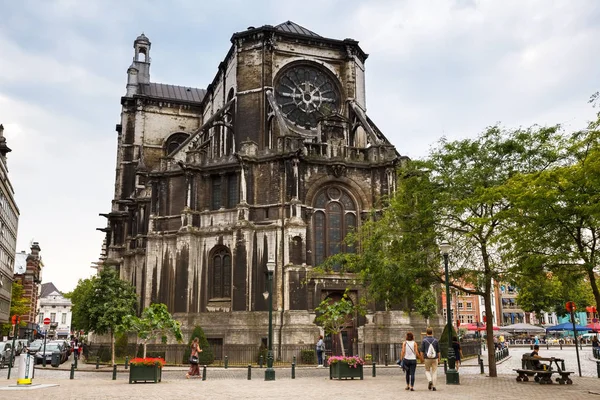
<box><xmin>328</xmin><ymin>355</ymin><xmax>365</xmax><ymax>380</ymax></box>
<box><xmin>128</xmin><ymin>357</ymin><xmax>164</xmax><ymax>384</ymax></box>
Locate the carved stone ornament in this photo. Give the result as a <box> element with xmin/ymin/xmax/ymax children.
<box><xmin>331</xmin><ymin>164</ymin><xmax>346</xmax><ymax>178</ymax></box>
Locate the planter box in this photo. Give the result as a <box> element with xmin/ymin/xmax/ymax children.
<box><xmin>329</xmin><ymin>362</ymin><xmax>363</xmax><ymax>380</ymax></box>
<box><xmin>129</xmin><ymin>364</ymin><xmax>162</xmax><ymax>384</ymax></box>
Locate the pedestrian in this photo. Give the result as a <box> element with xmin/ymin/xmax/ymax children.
<box><xmin>316</xmin><ymin>335</ymin><xmax>325</xmax><ymax>367</ymax></box>
<box><xmin>73</xmin><ymin>339</ymin><xmax>79</xmax><ymax>360</ymax></box>
<box><xmin>534</xmin><ymin>335</ymin><xmax>539</xmax><ymax>346</ymax></box>
<box><xmin>592</xmin><ymin>336</ymin><xmax>599</xmax><ymax>348</ymax></box>
<box><xmin>401</xmin><ymin>331</ymin><xmax>420</xmax><ymax>391</ymax></box>
<box><xmin>420</xmin><ymin>327</ymin><xmax>440</xmax><ymax>391</ymax></box>
<box><xmin>452</xmin><ymin>336</ymin><xmax>463</xmax><ymax>370</ymax></box>
<box><xmin>186</xmin><ymin>337</ymin><xmax>202</xmax><ymax>379</ymax></box>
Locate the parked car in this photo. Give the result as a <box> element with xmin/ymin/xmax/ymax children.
<box><xmin>0</xmin><ymin>342</ymin><xmax>15</xmax><ymax>368</ymax></box>
<box><xmin>28</xmin><ymin>339</ymin><xmax>44</xmax><ymax>353</ymax></box>
<box><xmin>34</xmin><ymin>342</ymin><xmax>67</xmax><ymax>365</ymax></box>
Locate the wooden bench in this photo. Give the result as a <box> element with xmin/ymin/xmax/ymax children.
<box><xmin>514</xmin><ymin>356</ymin><xmax>573</xmax><ymax>385</ymax></box>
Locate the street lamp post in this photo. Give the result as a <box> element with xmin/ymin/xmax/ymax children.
<box><xmin>440</xmin><ymin>241</ymin><xmax>459</xmax><ymax>385</ymax></box>
<box><xmin>265</xmin><ymin>262</ymin><xmax>276</xmax><ymax>381</ymax></box>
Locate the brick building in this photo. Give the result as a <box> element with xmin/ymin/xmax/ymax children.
<box><xmin>13</xmin><ymin>242</ymin><xmax>43</xmax><ymax>326</ymax></box>
<box><xmin>99</xmin><ymin>22</ymin><xmax>440</xmax><ymax>356</ymax></box>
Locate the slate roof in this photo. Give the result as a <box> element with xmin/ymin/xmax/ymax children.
<box><xmin>274</xmin><ymin>21</ymin><xmax>321</xmax><ymax>38</ymax></box>
<box><xmin>138</xmin><ymin>83</ymin><xmax>206</xmax><ymax>103</ymax></box>
<box><xmin>40</xmin><ymin>282</ymin><xmax>60</xmax><ymax>298</ymax></box>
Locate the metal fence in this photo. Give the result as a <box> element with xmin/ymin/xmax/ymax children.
<box><xmin>360</xmin><ymin>340</ymin><xmax>481</xmax><ymax>365</ymax></box>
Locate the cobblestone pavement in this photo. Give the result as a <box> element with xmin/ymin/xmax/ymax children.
<box><xmin>0</xmin><ymin>347</ymin><xmax>598</xmax><ymax>399</ymax></box>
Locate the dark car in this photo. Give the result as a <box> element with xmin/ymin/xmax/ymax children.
<box><xmin>29</xmin><ymin>340</ymin><xmax>44</xmax><ymax>353</ymax></box>
<box><xmin>0</xmin><ymin>342</ymin><xmax>15</xmax><ymax>368</ymax></box>
<box><xmin>34</xmin><ymin>342</ymin><xmax>67</xmax><ymax>365</ymax></box>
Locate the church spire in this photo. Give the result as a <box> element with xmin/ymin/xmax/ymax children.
<box><xmin>126</xmin><ymin>33</ymin><xmax>151</xmax><ymax>96</ymax></box>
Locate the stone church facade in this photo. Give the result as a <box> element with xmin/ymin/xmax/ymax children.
<box><xmin>101</xmin><ymin>22</ymin><xmax>433</xmax><ymax>357</ymax></box>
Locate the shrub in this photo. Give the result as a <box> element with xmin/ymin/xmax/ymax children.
<box><xmin>301</xmin><ymin>349</ymin><xmax>316</xmax><ymax>364</ymax></box>
<box><xmin>183</xmin><ymin>326</ymin><xmax>214</xmax><ymax>365</ymax></box>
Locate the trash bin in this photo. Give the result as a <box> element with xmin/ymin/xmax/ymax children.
<box><xmin>17</xmin><ymin>353</ymin><xmax>34</xmax><ymax>385</ymax></box>
<box><xmin>51</xmin><ymin>351</ymin><xmax>61</xmax><ymax>368</ymax></box>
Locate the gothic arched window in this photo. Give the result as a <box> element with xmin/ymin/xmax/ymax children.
<box><xmin>164</xmin><ymin>132</ymin><xmax>190</xmax><ymax>155</ymax></box>
<box><xmin>312</xmin><ymin>187</ymin><xmax>357</xmax><ymax>267</ymax></box>
<box><xmin>210</xmin><ymin>247</ymin><xmax>232</xmax><ymax>299</ymax></box>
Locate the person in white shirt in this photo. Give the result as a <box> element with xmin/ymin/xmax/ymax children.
<box><xmin>401</xmin><ymin>331</ymin><xmax>421</xmax><ymax>391</ymax></box>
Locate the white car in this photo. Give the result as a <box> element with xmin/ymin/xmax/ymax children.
<box><xmin>0</xmin><ymin>342</ymin><xmax>15</xmax><ymax>368</ymax></box>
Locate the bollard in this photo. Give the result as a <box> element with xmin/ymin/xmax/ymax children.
<box><xmin>597</xmin><ymin>361</ymin><xmax>600</xmax><ymax>378</ymax></box>
<box><xmin>546</xmin><ymin>342</ymin><xmax>549</xmax><ymax>350</ymax></box>
<box><xmin>124</xmin><ymin>356</ymin><xmax>129</xmax><ymax>370</ymax></box>
<box><xmin>372</xmin><ymin>362</ymin><xmax>376</xmax><ymax>377</ymax></box>
<box><xmin>248</xmin><ymin>364</ymin><xmax>252</xmax><ymax>380</ymax></box>
<box><xmin>74</xmin><ymin>353</ymin><xmax>78</xmax><ymax>369</ymax></box>
<box><xmin>70</xmin><ymin>363</ymin><xmax>75</xmax><ymax>380</ymax></box>
<box><xmin>112</xmin><ymin>364</ymin><xmax>117</xmax><ymax>380</ymax></box>
<box><xmin>96</xmin><ymin>356</ymin><xmax>100</xmax><ymax>369</ymax></box>
<box><xmin>479</xmin><ymin>358</ymin><xmax>484</xmax><ymax>374</ymax></box>
<box><xmin>224</xmin><ymin>356</ymin><xmax>228</xmax><ymax>369</ymax></box>
<box><xmin>385</xmin><ymin>353</ymin><xmax>388</xmax><ymax>367</ymax></box>
<box><xmin>202</xmin><ymin>365</ymin><xmax>207</xmax><ymax>381</ymax></box>
<box><xmin>42</xmin><ymin>354</ymin><xmax>46</xmax><ymax>368</ymax></box>
<box><xmin>443</xmin><ymin>360</ymin><xmax>447</xmax><ymax>373</ymax></box>
<box><xmin>292</xmin><ymin>362</ymin><xmax>296</xmax><ymax>379</ymax></box>
<box><xmin>259</xmin><ymin>355</ymin><xmax>263</xmax><ymax>368</ymax></box>
<box><xmin>560</xmin><ymin>342</ymin><xmax>563</xmax><ymax>350</ymax></box>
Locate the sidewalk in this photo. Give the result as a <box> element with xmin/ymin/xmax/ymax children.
<box><xmin>2</xmin><ymin>373</ymin><xmax>600</xmax><ymax>400</ymax></box>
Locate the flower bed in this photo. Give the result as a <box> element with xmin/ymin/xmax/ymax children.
<box><xmin>129</xmin><ymin>358</ymin><xmax>164</xmax><ymax>384</ymax></box>
<box><xmin>328</xmin><ymin>356</ymin><xmax>364</xmax><ymax>380</ymax></box>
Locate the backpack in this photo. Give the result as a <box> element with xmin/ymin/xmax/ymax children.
<box><xmin>426</xmin><ymin>339</ymin><xmax>436</xmax><ymax>358</ymax></box>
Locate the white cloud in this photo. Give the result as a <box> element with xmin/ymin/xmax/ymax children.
<box><xmin>1</xmin><ymin>0</ymin><xmax>600</xmax><ymax>291</ymax></box>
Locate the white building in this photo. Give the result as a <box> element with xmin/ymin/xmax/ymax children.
<box><xmin>37</xmin><ymin>283</ymin><xmax>72</xmax><ymax>339</ymax></box>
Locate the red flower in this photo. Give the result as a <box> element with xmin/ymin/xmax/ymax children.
<box><xmin>130</xmin><ymin>357</ymin><xmax>165</xmax><ymax>367</ymax></box>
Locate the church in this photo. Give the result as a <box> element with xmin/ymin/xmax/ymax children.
<box><xmin>100</xmin><ymin>21</ymin><xmax>429</xmax><ymax>358</ymax></box>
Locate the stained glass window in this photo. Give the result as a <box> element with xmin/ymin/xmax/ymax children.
<box><xmin>312</xmin><ymin>187</ymin><xmax>358</xmax><ymax>266</ymax></box>
<box><xmin>211</xmin><ymin>248</ymin><xmax>231</xmax><ymax>299</ymax></box>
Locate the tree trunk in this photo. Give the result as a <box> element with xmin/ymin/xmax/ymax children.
<box><xmin>484</xmin><ymin>282</ymin><xmax>497</xmax><ymax>377</ymax></box>
<box><xmin>143</xmin><ymin>340</ymin><xmax>147</xmax><ymax>359</ymax></box>
<box><xmin>338</xmin><ymin>332</ymin><xmax>346</xmax><ymax>356</ymax></box>
<box><xmin>111</xmin><ymin>330</ymin><xmax>115</xmax><ymax>366</ymax></box>
<box><xmin>587</xmin><ymin>268</ymin><xmax>600</xmax><ymax>314</ymax></box>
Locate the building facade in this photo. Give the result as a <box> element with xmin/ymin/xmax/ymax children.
<box><xmin>0</xmin><ymin>124</ymin><xmax>19</xmax><ymax>324</ymax></box>
<box><xmin>100</xmin><ymin>22</ymin><xmax>438</xmax><ymax>355</ymax></box>
<box><xmin>13</xmin><ymin>243</ymin><xmax>43</xmax><ymax>326</ymax></box>
<box><xmin>37</xmin><ymin>283</ymin><xmax>72</xmax><ymax>339</ymax></box>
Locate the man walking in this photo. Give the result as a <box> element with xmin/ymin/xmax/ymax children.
<box><xmin>421</xmin><ymin>327</ymin><xmax>440</xmax><ymax>391</ymax></box>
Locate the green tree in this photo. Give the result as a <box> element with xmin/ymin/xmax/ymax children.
<box><xmin>87</xmin><ymin>268</ymin><xmax>137</xmax><ymax>365</ymax></box>
<box><xmin>68</xmin><ymin>278</ymin><xmax>94</xmax><ymax>332</ymax></box>
<box><xmin>122</xmin><ymin>303</ymin><xmax>183</xmax><ymax>358</ymax></box>
<box><xmin>315</xmin><ymin>290</ymin><xmax>365</xmax><ymax>356</ymax></box>
<box><xmin>1</xmin><ymin>282</ymin><xmax>30</xmax><ymax>336</ymax></box>
<box><xmin>502</xmin><ymin>126</ymin><xmax>600</xmax><ymax>311</ymax></box>
<box><xmin>184</xmin><ymin>326</ymin><xmax>214</xmax><ymax>365</ymax></box>
<box><xmin>345</xmin><ymin>125</ymin><xmax>563</xmax><ymax>377</ymax></box>
<box><xmin>413</xmin><ymin>290</ymin><xmax>438</xmax><ymax>325</ymax></box>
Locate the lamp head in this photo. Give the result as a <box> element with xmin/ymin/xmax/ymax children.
<box><xmin>439</xmin><ymin>241</ymin><xmax>452</xmax><ymax>256</ymax></box>
<box><xmin>263</xmin><ymin>291</ymin><xmax>269</xmax><ymax>300</ymax></box>
<box><xmin>266</xmin><ymin>262</ymin><xmax>275</xmax><ymax>272</ymax></box>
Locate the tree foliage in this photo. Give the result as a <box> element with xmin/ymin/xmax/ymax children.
<box><xmin>85</xmin><ymin>268</ymin><xmax>137</xmax><ymax>365</ymax></box>
<box><xmin>122</xmin><ymin>303</ymin><xmax>183</xmax><ymax>358</ymax></box>
<box><xmin>501</xmin><ymin>126</ymin><xmax>600</xmax><ymax>311</ymax></box>
<box><xmin>68</xmin><ymin>278</ymin><xmax>94</xmax><ymax>332</ymax></box>
<box><xmin>0</xmin><ymin>282</ymin><xmax>30</xmax><ymax>336</ymax></box>
<box><xmin>184</xmin><ymin>325</ymin><xmax>214</xmax><ymax>365</ymax></box>
<box><xmin>315</xmin><ymin>290</ymin><xmax>365</xmax><ymax>356</ymax></box>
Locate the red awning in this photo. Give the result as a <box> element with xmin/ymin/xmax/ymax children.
<box><xmin>464</xmin><ymin>323</ymin><xmax>499</xmax><ymax>331</ymax></box>
<box><xmin>587</xmin><ymin>322</ymin><xmax>600</xmax><ymax>332</ymax></box>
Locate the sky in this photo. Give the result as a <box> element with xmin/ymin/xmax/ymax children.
<box><xmin>1</xmin><ymin>0</ymin><xmax>600</xmax><ymax>293</ymax></box>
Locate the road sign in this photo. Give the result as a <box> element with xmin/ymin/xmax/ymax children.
<box><xmin>566</xmin><ymin>301</ymin><xmax>576</xmax><ymax>312</ymax></box>
<box><xmin>11</xmin><ymin>315</ymin><xmax>19</xmax><ymax>325</ymax></box>
<box><xmin>43</xmin><ymin>317</ymin><xmax>51</xmax><ymax>325</ymax></box>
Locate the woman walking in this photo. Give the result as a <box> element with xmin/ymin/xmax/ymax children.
<box><xmin>186</xmin><ymin>337</ymin><xmax>203</xmax><ymax>379</ymax></box>
<box><xmin>401</xmin><ymin>332</ymin><xmax>420</xmax><ymax>391</ymax></box>
<box><xmin>452</xmin><ymin>336</ymin><xmax>463</xmax><ymax>370</ymax></box>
